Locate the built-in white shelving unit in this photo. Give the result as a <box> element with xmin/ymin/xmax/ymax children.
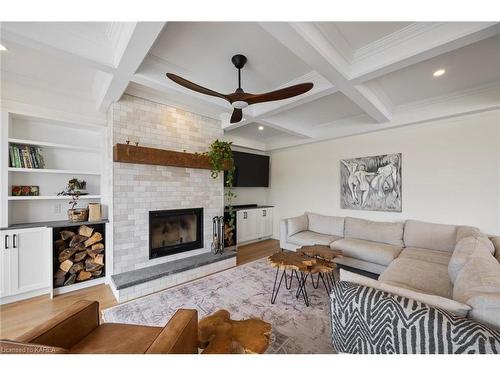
<box><xmin>2</xmin><ymin>112</ymin><xmax>105</xmax><ymax>226</ymax></box>
<box><xmin>1</xmin><ymin>109</ymin><xmax>111</xmax><ymax>302</ymax></box>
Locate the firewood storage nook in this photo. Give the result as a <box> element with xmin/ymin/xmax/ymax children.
<box><xmin>52</xmin><ymin>223</ymin><xmax>105</xmax><ymax>294</ymax></box>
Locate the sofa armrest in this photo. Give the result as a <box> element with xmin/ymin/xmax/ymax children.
<box><xmin>14</xmin><ymin>300</ymin><xmax>99</xmax><ymax>350</ymax></box>
<box><xmin>146</xmin><ymin>309</ymin><xmax>198</xmax><ymax>354</ymax></box>
<box><xmin>330</xmin><ymin>282</ymin><xmax>500</xmax><ymax>354</ymax></box>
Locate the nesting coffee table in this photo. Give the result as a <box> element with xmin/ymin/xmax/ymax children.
<box><xmin>267</xmin><ymin>245</ymin><xmax>342</xmax><ymax>307</ymax></box>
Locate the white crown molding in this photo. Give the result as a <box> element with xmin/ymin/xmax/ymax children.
<box><xmin>265</xmin><ymin>84</ymin><xmax>500</xmax><ymax>151</ymax></box>
<box><xmin>1</xmin><ymin>69</ymin><xmax>101</xmax><ymax>102</ymax></box>
<box><xmin>350</xmin><ymin>22</ymin><xmax>500</xmax><ymax>83</ymax></box>
<box><xmin>0</xmin><ymin>29</ymin><xmax>116</xmax><ymax>74</ymax></box>
<box><xmin>1</xmin><ymin>99</ymin><xmax>107</xmax><ymax>128</ymax></box>
<box><xmin>352</xmin><ymin>23</ymin><xmax>441</xmax><ymax>61</ymax></box>
<box><xmin>395</xmin><ymin>81</ymin><xmax>500</xmax><ymax>112</ymax></box>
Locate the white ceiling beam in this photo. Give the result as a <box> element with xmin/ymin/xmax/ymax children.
<box><xmin>129</xmin><ymin>76</ymin><xmax>231</xmax><ymax>120</ymax></box>
<box><xmin>260</xmin><ymin>22</ymin><xmax>392</xmax><ymax>123</ymax></box>
<box><xmin>96</xmin><ymin>22</ymin><xmax>166</xmax><ymax>112</ymax></box>
<box><xmin>350</xmin><ymin>22</ymin><xmax>500</xmax><ymax>83</ymax></box>
<box><xmin>249</xmin><ymin>86</ymin><xmax>338</xmax><ymax>119</ymax></box>
<box><xmin>256</xmin><ymin>119</ymin><xmax>314</xmax><ymax>139</ymax></box>
<box><xmin>0</xmin><ymin>29</ymin><xmax>116</xmax><ymax>74</ymax></box>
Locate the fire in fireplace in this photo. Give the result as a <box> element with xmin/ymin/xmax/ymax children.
<box><xmin>149</xmin><ymin>208</ymin><xmax>203</xmax><ymax>259</ymax></box>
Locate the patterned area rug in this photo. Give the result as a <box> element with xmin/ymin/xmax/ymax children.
<box><xmin>103</xmin><ymin>258</ymin><xmax>335</xmax><ymax>354</ymax></box>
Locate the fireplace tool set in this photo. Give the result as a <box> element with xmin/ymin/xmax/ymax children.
<box><xmin>211</xmin><ymin>216</ymin><xmax>225</xmax><ymax>255</ymax></box>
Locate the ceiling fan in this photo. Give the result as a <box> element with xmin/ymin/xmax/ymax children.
<box><xmin>166</xmin><ymin>54</ymin><xmax>314</xmax><ymax>123</ymax></box>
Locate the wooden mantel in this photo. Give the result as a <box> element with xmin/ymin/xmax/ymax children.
<box><xmin>113</xmin><ymin>143</ymin><xmax>214</xmax><ymax>169</ymax></box>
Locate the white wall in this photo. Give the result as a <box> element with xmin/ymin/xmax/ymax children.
<box><xmin>229</xmin><ymin>187</ymin><xmax>269</xmax><ymax>206</ymax></box>
<box><xmin>269</xmin><ymin>110</ymin><xmax>500</xmax><ymax>236</ymax></box>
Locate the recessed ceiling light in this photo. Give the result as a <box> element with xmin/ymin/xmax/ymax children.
<box><xmin>0</xmin><ymin>44</ymin><xmax>7</xmax><ymax>52</ymax></box>
<box><xmin>433</xmin><ymin>69</ymin><xmax>446</xmax><ymax>77</ymax></box>
<box><xmin>258</xmin><ymin>126</ymin><xmax>264</xmax><ymax>131</ymax></box>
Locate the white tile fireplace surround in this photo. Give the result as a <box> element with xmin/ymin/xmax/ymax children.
<box><xmin>109</xmin><ymin>95</ymin><xmax>232</xmax><ymax>301</ymax></box>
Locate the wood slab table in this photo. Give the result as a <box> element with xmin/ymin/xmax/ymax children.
<box><xmin>268</xmin><ymin>247</ymin><xmax>341</xmax><ymax>307</ymax></box>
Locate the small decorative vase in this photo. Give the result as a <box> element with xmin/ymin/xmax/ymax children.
<box><xmin>88</xmin><ymin>203</ymin><xmax>102</xmax><ymax>222</ymax></box>
<box><xmin>68</xmin><ymin>208</ymin><xmax>89</xmax><ymax>222</ymax></box>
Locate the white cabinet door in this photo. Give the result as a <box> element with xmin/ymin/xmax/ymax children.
<box><xmin>236</xmin><ymin>211</ymin><xmax>246</xmax><ymax>243</ymax></box>
<box><xmin>263</xmin><ymin>208</ymin><xmax>273</xmax><ymax>237</ymax></box>
<box><xmin>0</xmin><ymin>231</ymin><xmax>13</xmax><ymax>298</ymax></box>
<box><xmin>256</xmin><ymin>208</ymin><xmax>273</xmax><ymax>238</ymax></box>
<box><xmin>237</xmin><ymin>210</ymin><xmax>259</xmax><ymax>243</ymax></box>
<box><xmin>8</xmin><ymin>228</ymin><xmax>50</xmax><ymax>296</ymax></box>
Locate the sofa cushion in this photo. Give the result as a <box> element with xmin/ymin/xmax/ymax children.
<box><xmin>453</xmin><ymin>254</ymin><xmax>500</xmax><ymax>303</ymax></box>
<box><xmin>344</xmin><ymin>217</ymin><xmax>404</xmax><ymax>247</ymax></box>
<box><xmin>306</xmin><ymin>212</ymin><xmax>344</xmax><ymax>236</ymax></box>
<box><xmin>467</xmin><ymin>293</ymin><xmax>500</xmax><ymax>331</ymax></box>
<box><xmin>404</xmin><ymin>220</ymin><xmax>460</xmax><ymax>252</ymax></box>
<box><xmin>490</xmin><ymin>236</ymin><xmax>500</xmax><ymax>263</ymax></box>
<box><xmin>448</xmin><ymin>236</ymin><xmax>495</xmax><ymax>283</ymax></box>
<box><xmin>287</xmin><ymin>231</ymin><xmax>341</xmax><ymax>247</ymax></box>
<box><xmin>340</xmin><ymin>269</ymin><xmax>471</xmax><ymax>317</ymax></box>
<box><xmin>69</xmin><ymin>323</ymin><xmax>162</xmax><ymax>354</ymax></box>
<box><xmin>330</xmin><ymin>238</ymin><xmax>402</xmax><ymax>266</ymax></box>
<box><xmin>379</xmin><ymin>258</ymin><xmax>453</xmax><ymax>298</ymax></box>
<box><xmin>287</xmin><ymin>214</ymin><xmax>308</xmax><ymax>236</ymax></box>
<box><xmin>398</xmin><ymin>247</ymin><xmax>452</xmax><ymax>266</ymax></box>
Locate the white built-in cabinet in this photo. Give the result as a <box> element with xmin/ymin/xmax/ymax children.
<box><xmin>236</xmin><ymin>207</ymin><xmax>273</xmax><ymax>244</ymax></box>
<box><xmin>0</xmin><ymin>227</ymin><xmax>51</xmax><ymax>302</ymax></box>
<box><xmin>0</xmin><ymin>107</ymin><xmax>108</xmax><ymax>304</ymax></box>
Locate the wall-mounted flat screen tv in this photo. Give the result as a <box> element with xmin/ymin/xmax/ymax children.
<box><xmin>225</xmin><ymin>151</ymin><xmax>269</xmax><ymax>187</ymax></box>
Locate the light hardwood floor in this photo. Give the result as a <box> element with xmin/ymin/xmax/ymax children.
<box><xmin>0</xmin><ymin>239</ymin><xmax>280</xmax><ymax>340</ymax></box>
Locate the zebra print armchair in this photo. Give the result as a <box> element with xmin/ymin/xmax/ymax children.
<box><xmin>330</xmin><ymin>281</ymin><xmax>500</xmax><ymax>354</ymax></box>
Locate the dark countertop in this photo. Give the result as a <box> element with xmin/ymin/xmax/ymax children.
<box><xmin>1</xmin><ymin>219</ymin><xmax>109</xmax><ymax>230</ymax></box>
<box><xmin>224</xmin><ymin>205</ymin><xmax>274</xmax><ymax>212</ymax></box>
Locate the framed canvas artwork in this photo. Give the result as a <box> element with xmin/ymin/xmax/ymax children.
<box><xmin>340</xmin><ymin>153</ymin><xmax>402</xmax><ymax>212</ymax></box>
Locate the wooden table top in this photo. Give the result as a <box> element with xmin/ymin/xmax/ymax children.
<box><xmin>297</xmin><ymin>245</ymin><xmax>342</xmax><ymax>261</ymax></box>
<box><xmin>267</xmin><ymin>249</ymin><xmax>338</xmax><ymax>274</ymax></box>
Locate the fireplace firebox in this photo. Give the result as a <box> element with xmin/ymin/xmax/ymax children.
<box><xmin>149</xmin><ymin>208</ymin><xmax>203</xmax><ymax>259</ymax></box>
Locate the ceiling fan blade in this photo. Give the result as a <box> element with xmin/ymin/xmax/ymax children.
<box><xmin>244</xmin><ymin>82</ymin><xmax>314</xmax><ymax>105</ymax></box>
<box><xmin>166</xmin><ymin>73</ymin><xmax>228</xmax><ymax>101</ymax></box>
<box><xmin>230</xmin><ymin>108</ymin><xmax>243</xmax><ymax>123</ymax></box>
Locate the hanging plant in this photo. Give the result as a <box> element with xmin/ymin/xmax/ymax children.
<box><xmin>204</xmin><ymin>139</ymin><xmax>236</xmax><ymax>229</ymax></box>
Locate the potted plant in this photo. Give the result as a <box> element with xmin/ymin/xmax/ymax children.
<box><xmin>67</xmin><ymin>193</ymin><xmax>89</xmax><ymax>222</ymax></box>
<box><xmin>204</xmin><ymin>140</ymin><xmax>236</xmax><ymax>229</ymax></box>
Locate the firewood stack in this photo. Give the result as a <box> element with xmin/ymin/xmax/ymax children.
<box><xmin>53</xmin><ymin>225</ymin><xmax>104</xmax><ymax>287</ymax></box>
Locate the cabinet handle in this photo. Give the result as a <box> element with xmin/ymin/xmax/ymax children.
<box><xmin>13</xmin><ymin>234</ymin><xmax>17</xmax><ymax>248</ymax></box>
<box><xmin>243</xmin><ymin>212</ymin><xmax>247</xmax><ymax>219</ymax></box>
<box><xmin>4</xmin><ymin>235</ymin><xmax>9</xmax><ymax>249</ymax></box>
<box><xmin>263</xmin><ymin>210</ymin><xmax>266</xmax><ymax>217</ymax></box>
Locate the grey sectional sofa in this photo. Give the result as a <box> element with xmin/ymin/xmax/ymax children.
<box><xmin>280</xmin><ymin>212</ymin><xmax>500</xmax><ymax>353</ymax></box>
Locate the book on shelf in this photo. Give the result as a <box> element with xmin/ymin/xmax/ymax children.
<box><xmin>8</xmin><ymin>144</ymin><xmax>45</xmax><ymax>169</ymax></box>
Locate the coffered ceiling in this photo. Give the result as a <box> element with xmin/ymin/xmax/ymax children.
<box><xmin>1</xmin><ymin>21</ymin><xmax>499</xmax><ymax>149</ymax></box>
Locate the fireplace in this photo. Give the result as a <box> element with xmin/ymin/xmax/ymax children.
<box><xmin>149</xmin><ymin>208</ymin><xmax>203</xmax><ymax>259</ymax></box>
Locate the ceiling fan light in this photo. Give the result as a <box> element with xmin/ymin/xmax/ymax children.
<box><xmin>232</xmin><ymin>101</ymin><xmax>248</xmax><ymax>109</ymax></box>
